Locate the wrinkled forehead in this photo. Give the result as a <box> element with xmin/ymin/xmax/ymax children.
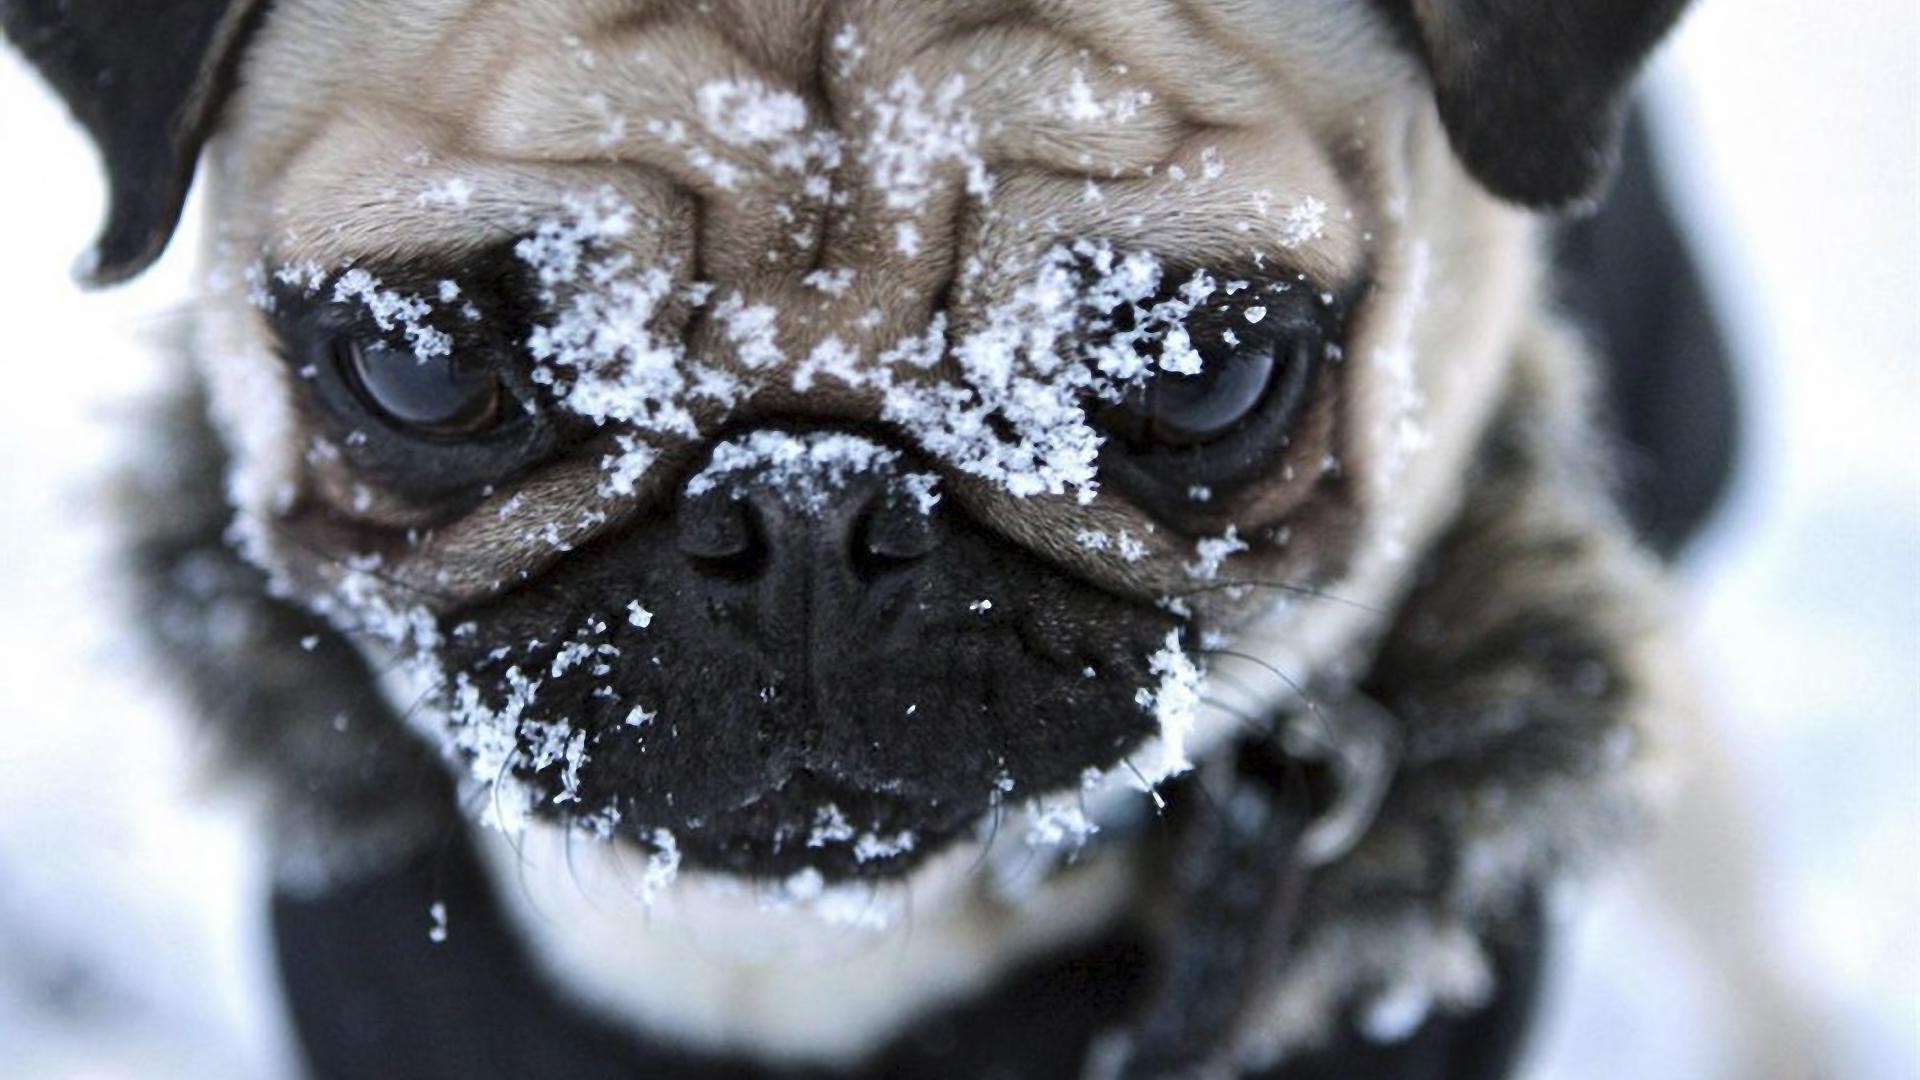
<box><xmin>223</xmin><ymin>0</ymin><xmax>1397</xmax><ymax>312</ymax></box>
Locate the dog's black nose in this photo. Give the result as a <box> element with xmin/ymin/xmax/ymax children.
<box><xmin>673</xmin><ymin>433</ymin><xmax>943</xmax><ymax>609</ymax></box>
<box><xmin>676</xmin><ymin>473</ymin><xmax>940</xmax><ymax>581</ymax></box>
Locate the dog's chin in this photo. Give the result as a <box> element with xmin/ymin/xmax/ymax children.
<box><xmin>586</xmin><ymin>770</ymin><xmax>995</xmax><ymax>883</ymax></box>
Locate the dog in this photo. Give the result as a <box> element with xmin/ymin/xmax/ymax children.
<box><xmin>2</xmin><ymin>1</ymin><xmax>1725</xmax><ymax>1076</ymax></box>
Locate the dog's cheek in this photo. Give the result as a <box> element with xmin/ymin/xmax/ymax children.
<box><xmin>192</xmin><ymin>300</ymin><xmax>311</xmax><ymax>569</ymax></box>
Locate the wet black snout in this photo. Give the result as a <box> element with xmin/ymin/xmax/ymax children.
<box><xmin>671</xmin><ymin>433</ymin><xmax>944</xmax><ymax>644</ymax></box>
<box><xmin>677</xmin><ymin>473</ymin><xmax>941</xmax><ymax>582</ymax></box>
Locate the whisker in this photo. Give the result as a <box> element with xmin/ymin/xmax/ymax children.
<box><xmin>1199</xmin><ymin>664</ymin><xmax>1271</xmax><ymax>717</ymax></box>
<box><xmin>1200</xmin><ymin>694</ymin><xmax>1271</xmax><ymax>740</ymax></box>
<box><xmin>1199</xmin><ymin>647</ymin><xmax>1335</xmax><ymax>747</ymax></box>
<box><xmin>398</xmin><ymin>681</ymin><xmax>442</xmax><ymax>726</ymax></box>
<box><xmin>487</xmin><ymin>748</ymin><xmax>532</xmax><ymax>875</ymax></box>
<box><xmin>563</xmin><ymin>820</ymin><xmax>589</xmax><ymax>903</ymax></box>
<box><xmin>966</xmin><ymin>797</ymin><xmax>1006</xmax><ymax>879</ymax></box>
<box><xmin>606</xmin><ymin>830</ymin><xmax>647</xmax><ymax>907</ymax></box>
<box><xmin>1120</xmin><ymin>757</ymin><xmax>1169</xmax><ymax>813</ymax></box>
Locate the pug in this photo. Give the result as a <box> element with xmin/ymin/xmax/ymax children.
<box><xmin>3</xmin><ymin>1</ymin><xmax>1717</xmax><ymax>1077</ymax></box>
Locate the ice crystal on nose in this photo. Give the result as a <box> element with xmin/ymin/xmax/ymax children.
<box><xmin>684</xmin><ymin>431</ymin><xmax>940</xmax><ymax>515</ymax></box>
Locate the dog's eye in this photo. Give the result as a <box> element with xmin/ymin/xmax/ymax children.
<box><xmin>1087</xmin><ymin>278</ymin><xmax>1351</xmax><ymax>517</ymax></box>
<box><xmin>1099</xmin><ymin>332</ymin><xmax>1304</xmax><ymax>448</ymax></box>
<box><xmin>338</xmin><ymin>337</ymin><xmax>503</xmax><ymax>437</ymax></box>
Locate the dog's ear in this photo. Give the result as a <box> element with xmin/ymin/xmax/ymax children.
<box><xmin>1</xmin><ymin>0</ymin><xmax>269</xmax><ymax>286</ymax></box>
<box><xmin>1374</xmin><ymin>0</ymin><xmax>1692</xmax><ymax>209</ymax></box>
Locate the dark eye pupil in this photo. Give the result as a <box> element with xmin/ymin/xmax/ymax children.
<box><xmin>1148</xmin><ymin>344</ymin><xmax>1277</xmax><ymax>439</ymax></box>
<box><xmin>1108</xmin><ymin>336</ymin><xmax>1283</xmax><ymax>446</ymax></box>
<box><xmin>343</xmin><ymin>338</ymin><xmax>501</xmax><ymax>435</ymax></box>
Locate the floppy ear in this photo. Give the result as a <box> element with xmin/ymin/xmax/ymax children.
<box><xmin>1</xmin><ymin>0</ymin><xmax>269</xmax><ymax>286</ymax></box>
<box><xmin>1374</xmin><ymin>0</ymin><xmax>1693</xmax><ymax>209</ymax></box>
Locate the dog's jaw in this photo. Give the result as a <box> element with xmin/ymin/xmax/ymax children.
<box><xmin>476</xmin><ymin>819</ymin><xmax>1140</xmax><ymax>1067</ymax></box>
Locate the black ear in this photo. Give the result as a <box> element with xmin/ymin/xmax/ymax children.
<box><xmin>1374</xmin><ymin>0</ymin><xmax>1693</xmax><ymax>209</ymax></box>
<box><xmin>1</xmin><ymin>0</ymin><xmax>269</xmax><ymax>286</ymax></box>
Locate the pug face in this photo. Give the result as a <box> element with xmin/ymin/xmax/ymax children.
<box><xmin>5</xmin><ymin>0</ymin><xmax>1703</xmax><ymax>1068</ymax></box>
<box><xmin>167</xmin><ymin>0</ymin><xmax>1552</xmax><ymax>887</ymax></box>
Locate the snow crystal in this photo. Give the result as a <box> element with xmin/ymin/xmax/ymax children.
<box><xmin>1128</xmin><ymin>630</ymin><xmax>1204</xmax><ymax>788</ymax></box>
<box><xmin>516</xmin><ymin>193</ymin><xmax>695</xmax><ymax>442</ymax></box>
<box><xmin>1359</xmin><ymin>982</ymin><xmax>1431</xmax><ymax>1043</ymax></box>
<box><xmin>807</xmin><ymin>804</ymin><xmax>855</xmax><ymax>848</ymax></box>
<box><xmin>800</xmin><ymin>267</ymin><xmax>856</xmax><ymax>296</ymax></box>
<box><xmin>548</xmin><ymin>640</ymin><xmax>596</xmax><ymax>679</ymax></box>
<box><xmin>626</xmin><ymin>600</ymin><xmax>654</xmax><ymax>629</ymax></box>
<box><xmin>779</xmin><ymin>867</ymin><xmax>826</xmax><ymax>904</ymax></box>
<box><xmin>872</xmin><ymin>242</ymin><xmax>1207</xmax><ymax>502</ymax></box>
<box><xmin>417</xmin><ymin>177</ymin><xmax>474</xmax><ymax>209</ymax></box>
<box><xmin>331</xmin><ymin>268</ymin><xmax>452</xmax><ymax>360</ymax></box>
<box><xmin>894</xmin><ymin>222</ymin><xmax>921</xmax><ymax>257</ymax></box>
<box><xmin>598</xmin><ymin>435</ymin><xmax>658</xmax><ymax>498</ymax></box>
<box><xmin>521</xmin><ymin>721</ymin><xmax>588</xmax><ymax>804</ymax></box>
<box><xmin>447</xmin><ymin>665</ymin><xmax>545</xmax><ymax>830</ymax></box>
<box><xmin>1185</xmin><ymin>525</ymin><xmax>1249</xmax><ymax>581</ymax></box>
<box><xmin>637</xmin><ymin>829</ymin><xmax>681</xmax><ymax>905</ymax></box>
<box><xmin>1278</xmin><ymin>196</ymin><xmax>1330</xmax><ymax>249</ymax></box>
<box><xmin>851</xmin><ymin>831</ymin><xmax>917</xmax><ymax>863</ymax></box>
<box><xmin>697</xmin><ymin>79</ymin><xmax>809</xmax><ymax>147</ymax></box>
<box><xmin>1023</xmin><ymin>795</ymin><xmax>1099</xmax><ymax>848</ymax></box>
<box><xmin>1054</xmin><ymin>69</ymin><xmax>1153</xmax><ymax>124</ymax></box>
<box><xmin>1200</xmin><ymin>146</ymin><xmax>1227</xmax><ymax>182</ymax></box>
<box><xmin>697</xmin><ymin>77</ymin><xmax>841</xmax><ymax>182</ymax></box>
<box><xmin>272</xmin><ymin>259</ymin><xmax>328</xmax><ymax>295</ymax></box>
<box><xmin>860</xmin><ymin>72</ymin><xmax>991</xmax><ymax>216</ymax></box>
<box><xmin>427</xmin><ymin>901</ymin><xmax>448</xmax><ymax>944</ymax></box>
<box><xmin>684</xmin><ymin>430</ymin><xmax>939</xmax><ymax>515</ymax></box>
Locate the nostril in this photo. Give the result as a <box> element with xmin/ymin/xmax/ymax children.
<box><xmin>850</xmin><ymin>492</ymin><xmax>940</xmax><ymax>581</ymax></box>
<box><xmin>678</xmin><ymin>497</ymin><xmax>768</xmax><ymax>581</ymax></box>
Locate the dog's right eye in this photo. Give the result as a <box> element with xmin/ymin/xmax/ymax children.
<box><xmin>1088</xmin><ymin>278</ymin><xmax>1352</xmax><ymax>518</ymax></box>
<box><xmin>338</xmin><ymin>336</ymin><xmax>504</xmax><ymax>437</ymax></box>
<box><xmin>1096</xmin><ymin>332</ymin><xmax>1303</xmax><ymax>449</ymax></box>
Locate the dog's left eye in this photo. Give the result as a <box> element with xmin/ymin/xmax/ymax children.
<box><xmin>1099</xmin><ymin>334</ymin><xmax>1299</xmax><ymax>447</ymax></box>
<box><xmin>338</xmin><ymin>337</ymin><xmax>505</xmax><ymax>437</ymax></box>
<box><xmin>1088</xmin><ymin>282</ymin><xmax>1349</xmax><ymax>514</ymax></box>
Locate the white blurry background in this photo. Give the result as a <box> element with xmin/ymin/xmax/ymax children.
<box><xmin>0</xmin><ymin>2</ymin><xmax>1912</xmax><ymax>1076</ymax></box>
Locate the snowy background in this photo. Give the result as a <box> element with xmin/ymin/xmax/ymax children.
<box><xmin>0</xmin><ymin>1</ymin><xmax>1913</xmax><ymax>1076</ymax></box>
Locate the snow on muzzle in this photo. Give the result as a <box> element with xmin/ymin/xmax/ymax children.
<box><xmin>431</xmin><ymin>428</ymin><xmax>1182</xmax><ymax>881</ymax></box>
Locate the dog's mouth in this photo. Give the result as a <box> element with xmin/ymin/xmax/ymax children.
<box><xmin>647</xmin><ymin>769</ymin><xmax>989</xmax><ymax>881</ymax></box>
